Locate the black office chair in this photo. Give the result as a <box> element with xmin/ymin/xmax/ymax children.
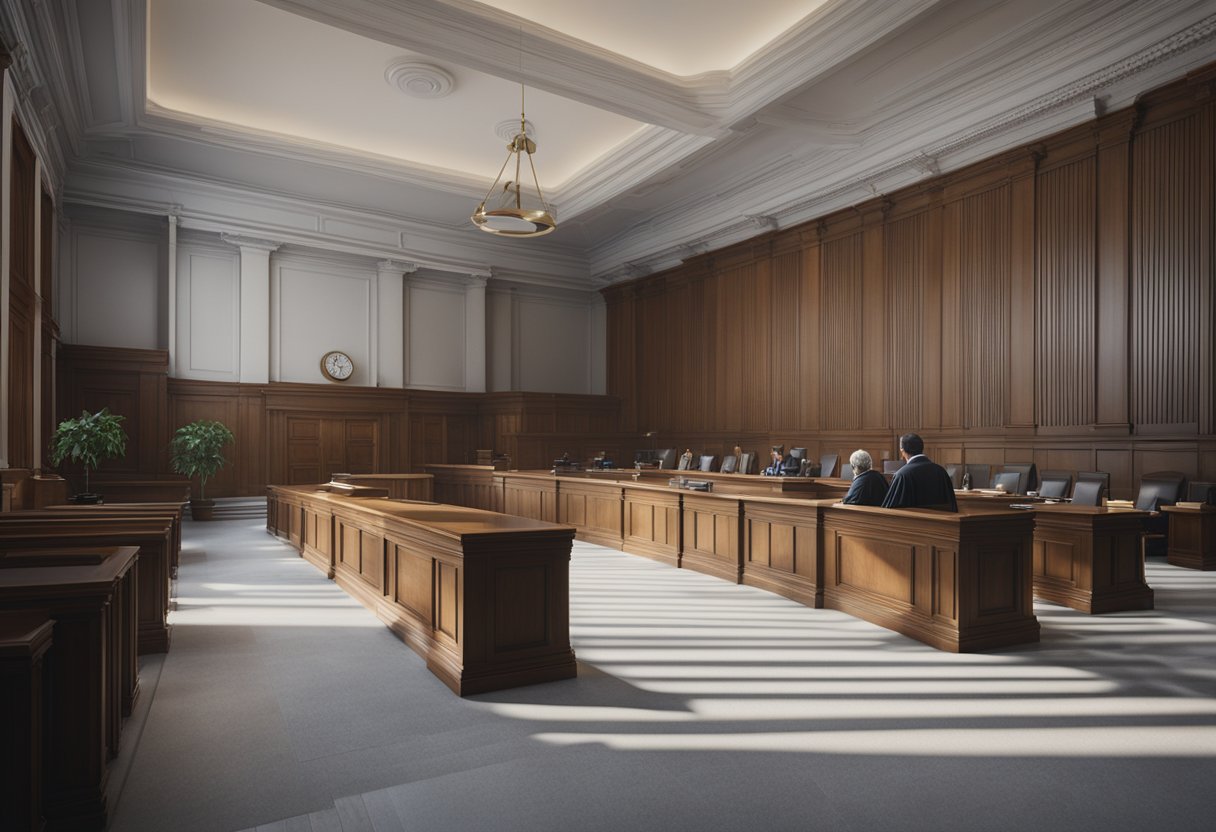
<box><xmin>720</xmin><ymin>455</ymin><xmax>738</xmax><ymax>474</ymax></box>
<box><xmin>1038</xmin><ymin>471</ymin><xmax>1072</xmax><ymax>499</ymax></box>
<box><xmin>883</xmin><ymin>459</ymin><xmax>905</xmax><ymax>474</ymax></box>
<box><xmin>992</xmin><ymin>472</ymin><xmax>1021</xmax><ymax>494</ymax></box>
<box><xmin>944</xmin><ymin>464</ymin><xmax>963</xmax><ymax>489</ymax></box>
<box><xmin>1076</xmin><ymin>471</ymin><xmax>1111</xmax><ymax>495</ymax></box>
<box><xmin>819</xmin><ymin>453</ymin><xmax>839</xmax><ymax>479</ymax></box>
<box><xmin>699</xmin><ymin>455</ymin><xmax>718</xmax><ymax>473</ymax></box>
<box><xmin>839</xmin><ymin>463</ymin><xmax>855</xmax><ymax>481</ymax></box>
<box><xmin>1136</xmin><ymin>472</ymin><xmax>1187</xmax><ymax>557</ymax></box>
<box><xmin>964</xmin><ymin>464</ymin><xmax>991</xmax><ymax>489</ymax></box>
<box><xmin>738</xmin><ymin>452</ymin><xmax>757</xmax><ymax>475</ymax></box>
<box><xmin>999</xmin><ymin>464</ymin><xmax>1038</xmax><ymax>494</ymax></box>
<box><xmin>1187</xmin><ymin>481</ymin><xmax>1216</xmax><ymax>505</ymax></box>
<box><xmin>677</xmin><ymin>452</ymin><xmax>695</xmax><ymax>471</ymax></box>
<box><xmin>655</xmin><ymin>448</ymin><xmax>677</xmax><ymax>470</ymax></box>
<box><xmin>1071</xmin><ymin>480</ymin><xmax>1106</xmax><ymax>506</ymax></box>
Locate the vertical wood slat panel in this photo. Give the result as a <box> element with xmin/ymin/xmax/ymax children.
<box><xmin>959</xmin><ymin>184</ymin><xmax>1011</xmax><ymax>428</ymax></box>
<box><xmin>770</xmin><ymin>252</ymin><xmax>801</xmax><ymax>430</ymax></box>
<box><xmin>1036</xmin><ymin>158</ymin><xmax>1096</xmax><ymax>427</ymax></box>
<box><xmin>820</xmin><ymin>234</ymin><xmax>862</xmax><ymax>430</ymax></box>
<box><xmin>885</xmin><ymin>212</ymin><xmax>928</xmax><ymax>430</ymax></box>
<box><xmin>1132</xmin><ymin>116</ymin><xmax>1201</xmax><ymax>427</ymax></box>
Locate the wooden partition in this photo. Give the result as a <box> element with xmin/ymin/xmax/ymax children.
<box><xmin>267</xmin><ymin>485</ymin><xmax>576</xmax><ymax>695</ymax></box>
<box><xmin>822</xmin><ymin>506</ymin><xmax>1039</xmax><ymax>652</ymax></box>
<box><xmin>604</xmin><ymin>67</ymin><xmax>1216</xmax><ymax>499</ymax></box>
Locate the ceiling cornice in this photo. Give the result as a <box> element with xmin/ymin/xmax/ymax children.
<box><xmin>63</xmin><ymin>158</ymin><xmax>594</xmax><ymax>289</ymax></box>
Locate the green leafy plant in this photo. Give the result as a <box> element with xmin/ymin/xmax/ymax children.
<box><xmin>49</xmin><ymin>408</ymin><xmax>128</xmax><ymax>494</ymax></box>
<box><xmin>169</xmin><ymin>420</ymin><xmax>235</xmax><ymax>502</ymax></box>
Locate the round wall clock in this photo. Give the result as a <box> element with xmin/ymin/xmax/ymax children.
<box><xmin>320</xmin><ymin>350</ymin><xmax>355</xmax><ymax>382</ymax></box>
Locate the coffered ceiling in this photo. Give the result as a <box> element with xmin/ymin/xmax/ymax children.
<box><xmin>5</xmin><ymin>0</ymin><xmax>1215</xmax><ymax>288</ymax></box>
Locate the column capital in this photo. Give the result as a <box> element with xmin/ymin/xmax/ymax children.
<box><xmin>462</xmin><ymin>273</ymin><xmax>489</xmax><ymax>290</ymax></box>
<box><xmin>221</xmin><ymin>233</ymin><xmax>282</xmax><ymax>253</ymax></box>
<box><xmin>377</xmin><ymin>259</ymin><xmax>419</xmax><ymax>275</ymax></box>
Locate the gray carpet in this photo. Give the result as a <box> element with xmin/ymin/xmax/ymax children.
<box><xmin>107</xmin><ymin>518</ymin><xmax>1216</xmax><ymax>832</ymax></box>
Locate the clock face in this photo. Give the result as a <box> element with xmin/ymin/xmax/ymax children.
<box><xmin>321</xmin><ymin>351</ymin><xmax>354</xmax><ymax>381</ymax></box>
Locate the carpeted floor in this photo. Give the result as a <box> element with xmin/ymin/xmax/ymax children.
<box><xmin>106</xmin><ymin>518</ymin><xmax>1216</xmax><ymax>832</ymax></box>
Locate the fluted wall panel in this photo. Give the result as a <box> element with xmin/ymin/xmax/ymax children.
<box><xmin>885</xmin><ymin>212</ymin><xmax>928</xmax><ymax>429</ymax></box>
<box><xmin>1037</xmin><ymin>158</ymin><xmax>1096</xmax><ymax>427</ymax></box>
<box><xmin>1132</xmin><ymin>115</ymin><xmax>1202</xmax><ymax>427</ymax></box>
<box><xmin>959</xmin><ymin>185</ymin><xmax>1010</xmax><ymax>429</ymax></box>
<box><xmin>820</xmin><ymin>235</ymin><xmax>863</xmax><ymax>430</ymax></box>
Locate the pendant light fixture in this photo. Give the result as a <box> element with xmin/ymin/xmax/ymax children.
<box><xmin>471</xmin><ymin>29</ymin><xmax>556</xmax><ymax>237</ymax></box>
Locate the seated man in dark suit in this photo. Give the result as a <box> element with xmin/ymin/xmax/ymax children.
<box><xmin>881</xmin><ymin>433</ymin><xmax>958</xmax><ymax>511</ymax></box>
<box><xmin>842</xmin><ymin>449</ymin><xmax>888</xmax><ymax>506</ymax></box>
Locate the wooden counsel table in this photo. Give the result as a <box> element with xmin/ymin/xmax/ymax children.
<box><xmin>489</xmin><ymin>471</ymin><xmax>1040</xmax><ymax>652</ymax></box>
<box><xmin>1030</xmin><ymin>503</ymin><xmax>1154</xmax><ymax>613</ymax></box>
<box><xmin>266</xmin><ymin>484</ymin><xmax>577</xmax><ymax>695</ymax></box>
<box><xmin>1161</xmin><ymin>504</ymin><xmax>1216</xmax><ymax>570</ymax></box>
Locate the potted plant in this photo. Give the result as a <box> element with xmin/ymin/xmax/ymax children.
<box><xmin>48</xmin><ymin>408</ymin><xmax>128</xmax><ymax>504</ymax></box>
<box><xmin>169</xmin><ymin>419</ymin><xmax>235</xmax><ymax>520</ymax></box>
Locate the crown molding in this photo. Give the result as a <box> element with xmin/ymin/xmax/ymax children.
<box><xmin>588</xmin><ymin>12</ymin><xmax>1216</xmax><ymax>281</ymax></box>
<box><xmin>63</xmin><ymin>158</ymin><xmax>594</xmax><ymax>290</ymax></box>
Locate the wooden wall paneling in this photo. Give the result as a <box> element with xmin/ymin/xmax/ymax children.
<box><xmin>743</xmin><ymin>260</ymin><xmax>772</xmax><ymax>433</ymax></box>
<box><xmin>860</xmin><ymin>205</ymin><xmax>887</xmax><ymax>429</ymax></box>
<box><xmin>1095</xmin><ymin>448</ymin><xmax>1133</xmax><ymax>497</ymax></box>
<box><xmin>169</xmin><ymin>384</ymin><xmax>242</xmax><ymax>497</ymax></box>
<box><xmin>959</xmin><ymin>183</ymin><xmax>1011</xmax><ymax>429</ymax></box>
<box><xmin>8</xmin><ymin>118</ymin><xmax>35</xmax><ymax>469</ymax></box>
<box><xmin>769</xmin><ymin>250</ymin><xmax>801</xmax><ymax>431</ymax></box>
<box><xmin>1196</xmin><ymin>74</ymin><xmax>1215</xmax><ymax>436</ymax></box>
<box><xmin>1131</xmin><ymin>113</ymin><xmax>1202</xmax><ymax>431</ymax></box>
<box><xmin>39</xmin><ymin>185</ymin><xmax>56</xmax><ymax>470</ymax></box>
<box><xmin>885</xmin><ymin>210</ymin><xmax>928</xmax><ymax>431</ymax></box>
<box><xmin>1009</xmin><ymin>153</ymin><xmax>1038</xmax><ymax>430</ymax></box>
<box><xmin>1095</xmin><ymin>110</ymin><xmax>1136</xmax><ymax>430</ymax></box>
<box><xmin>1036</xmin><ymin>155</ymin><xmax>1096</xmax><ymax>428</ymax></box>
<box><xmin>603</xmin><ymin>285</ymin><xmax>638</xmax><ymax>433</ymax></box>
<box><xmin>940</xmin><ymin>200</ymin><xmax>962</xmax><ymax>429</ymax></box>
<box><xmin>798</xmin><ymin>236</ymin><xmax>822</xmax><ymax>431</ymax></box>
<box><xmin>820</xmin><ymin>233</ymin><xmax>862</xmax><ymax>429</ymax></box>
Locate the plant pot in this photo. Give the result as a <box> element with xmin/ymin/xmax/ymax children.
<box><xmin>71</xmin><ymin>492</ymin><xmax>103</xmax><ymax>505</ymax></box>
<box><xmin>189</xmin><ymin>499</ymin><xmax>216</xmax><ymax>521</ymax></box>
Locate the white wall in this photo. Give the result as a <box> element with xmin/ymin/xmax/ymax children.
<box><xmin>176</xmin><ymin>238</ymin><xmax>240</xmax><ymax>380</ymax></box>
<box><xmin>61</xmin><ymin>208</ymin><xmax>608</xmax><ymax>395</ymax></box>
<box><xmin>406</xmin><ymin>275</ymin><xmax>466</xmax><ymax>390</ymax></box>
<box><xmin>273</xmin><ymin>252</ymin><xmax>376</xmax><ymax>386</ymax></box>
<box><xmin>63</xmin><ymin>212</ymin><xmax>166</xmax><ymax>349</ymax></box>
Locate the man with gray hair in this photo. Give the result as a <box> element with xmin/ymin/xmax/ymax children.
<box><xmin>842</xmin><ymin>449</ymin><xmax>889</xmax><ymax>506</ymax></box>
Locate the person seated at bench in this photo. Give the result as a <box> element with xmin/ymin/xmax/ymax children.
<box><xmin>842</xmin><ymin>449</ymin><xmax>889</xmax><ymax>506</ymax></box>
<box><xmin>881</xmin><ymin>433</ymin><xmax>958</xmax><ymax>512</ymax></box>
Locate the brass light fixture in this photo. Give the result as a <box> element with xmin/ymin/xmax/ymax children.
<box><xmin>471</xmin><ymin>39</ymin><xmax>556</xmax><ymax>237</ymax></box>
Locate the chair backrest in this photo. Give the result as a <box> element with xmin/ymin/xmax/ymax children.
<box><xmin>789</xmin><ymin>447</ymin><xmax>807</xmax><ymax>460</ymax></box>
<box><xmin>677</xmin><ymin>452</ymin><xmax>694</xmax><ymax>471</ymax></box>
<box><xmin>720</xmin><ymin>455</ymin><xmax>738</xmax><ymax>474</ymax></box>
<box><xmin>839</xmin><ymin>463</ymin><xmax>855</xmax><ymax>481</ymax></box>
<box><xmin>1038</xmin><ymin>471</ymin><xmax>1072</xmax><ymax>498</ymax></box>
<box><xmin>655</xmin><ymin>448</ymin><xmax>677</xmax><ymax>470</ymax></box>
<box><xmin>738</xmin><ymin>452</ymin><xmax>757</xmax><ymax>475</ymax></box>
<box><xmin>1071</xmin><ymin>480</ymin><xmax>1106</xmax><ymax>506</ymax></box>
<box><xmin>992</xmin><ymin>471</ymin><xmax>1021</xmax><ymax>493</ymax></box>
<box><xmin>1187</xmin><ymin>481</ymin><xmax>1216</xmax><ymax>505</ymax></box>
<box><xmin>883</xmin><ymin>459</ymin><xmax>905</xmax><ymax>474</ymax></box>
<box><xmin>999</xmin><ymin>463</ymin><xmax>1038</xmax><ymax>494</ymax></box>
<box><xmin>1076</xmin><ymin>471</ymin><xmax>1111</xmax><ymax>493</ymax></box>
<box><xmin>944</xmin><ymin>464</ymin><xmax>963</xmax><ymax>489</ymax></box>
<box><xmin>1135</xmin><ymin>471</ymin><xmax>1186</xmax><ymax>511</ymax></box>
<box><xmin>964</xmin><ymin>464</ymin><xmax>991</xmax><ymax>489</ymax></box>
<box><xmin>819</xmin><ymin>453</ymin><xmax>839</xmax><ymax>478</ymax></box>
<box><xmin>699</xmin><ymin>455</ymin><xmax>718</xmax><ymax>473</ymax></box>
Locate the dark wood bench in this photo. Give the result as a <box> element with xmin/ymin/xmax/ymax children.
<box><xmin>0</xmin><ymin>516</ymin><xmax>174</xmax><ymax>653</ymax></box>
<box><xmin>43</xmin><ymin>503</ymin><xmax>185</xmax><ymax>575</ymax></box>
<box><xmin>0</xmin><ymin>611</ymin><xmax>54</xmax><ymax>832</ymax></box>
<box><xmin>0</xmin><ymin>546</ymin><xmax>139</xmax><ymax>832</ymax></box>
